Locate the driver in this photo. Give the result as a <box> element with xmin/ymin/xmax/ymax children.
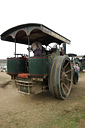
<box><xmin>31</xmin><ymin>41</ymin><xmax>42</xmax><ymax>56</ymax></box>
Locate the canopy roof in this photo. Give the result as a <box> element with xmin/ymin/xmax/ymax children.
<box><xmin>67</xmin><ymin>53</ymin><xmax>77</xmax><ymax>57</ymax></box>
<box><xmin>1</xmin><ymin>23</ymin><xmax>71</xmax><ymax>46</ymax></box>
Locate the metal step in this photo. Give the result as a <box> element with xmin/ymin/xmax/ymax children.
<box><xmin>15</xmin><ymin>80</ymin><xmax>33</xmax><ymax>87</ymax></box>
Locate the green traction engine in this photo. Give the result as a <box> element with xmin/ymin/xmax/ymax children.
<box><xmin>1</xmin><ymin>23</ymin><xmax>73</xmax><ymax>99</ymax></box>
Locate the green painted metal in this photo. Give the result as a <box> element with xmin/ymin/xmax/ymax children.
<box><xmin>29</xmin><ymin>57</ymin><xmax>49</xmax><ymax>76</ymax></box>
<box><xmin>7</xmin><ymin>58</ymin><xmax>27</xmax><ymax>75</ymax></box>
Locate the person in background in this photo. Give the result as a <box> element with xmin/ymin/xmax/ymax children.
<box><xmin>60</xmin><ymin>47</ymin><xmax>64</xmax><ymax>55</ymax></box>
<box><xmin>74</xmin><ymin>63</ymin><xmax>80</xmax><ymax>77</ymax></box>
<box><xmin>61</xmin><ymin>47</ymin><xmax>64</xmax><ymax>55</ymax></box>
<box><xmin>76</xmin><ymin>63</ymin><xmax>80</xmax><ymax>77</ymax></box>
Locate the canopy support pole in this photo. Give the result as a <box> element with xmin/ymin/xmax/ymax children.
<box><xmin>15</xmin><ymin>38</ymin><xmax>16</xmax><ymax>58</ymax></box>
<box><xmin>28</xmin><ymin>36</ymin><xmax>30</xmax><ymax>57</ymax></box>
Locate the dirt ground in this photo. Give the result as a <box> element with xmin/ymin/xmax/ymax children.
<box><xmin>0</xmin><ymin>71</ymin><xmax>85</xmax><ymax>128</ymax></box>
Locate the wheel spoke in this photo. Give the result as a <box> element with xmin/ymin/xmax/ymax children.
<box><xmin>65</xmin><ymin>69</ymin><xmax>71</xmax><ymax>74</ymax></box>
<box><xmin>63</xmin><ymin>62</ymin><xmax>70</xmax><ymax>71</ymax></box>
<box><xmin>63</xmin><ymin>83</ymin><xmax>69</xmax><ymax>91</ymax></box>
<box><xmin>61</xmin><ymin>83</ymin><xmax>66</xmax><ymax>95</ymax></box>
<box><xmin>66</xmin><ymin>78</ymin><xmax>71</xmax><ymax>82</ymax></box>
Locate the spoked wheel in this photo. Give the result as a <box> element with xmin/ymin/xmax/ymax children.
<box><xmin>49</xmin><ymin>56</ymin><xmax>72</xmax><ymax>99</ymax></box>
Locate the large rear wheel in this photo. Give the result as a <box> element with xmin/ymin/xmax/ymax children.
<box><xmin>49</xmin><ymin>56</ymin><xmax>72</xmax><ymax>99</ymax></box>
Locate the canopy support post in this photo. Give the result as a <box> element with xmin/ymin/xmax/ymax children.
<box><xmin>15</xmin><ymin>38</ymin><xmax>16</xmax><ymax>58</ymax></box>
<box><xmin>28</xmin><ymin>36</ymin><xmax>30</xmax><ymax>57</ymax></box>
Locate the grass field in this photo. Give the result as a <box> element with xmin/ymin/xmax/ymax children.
<box><xmin>0</xmin><ymin>72</ymin><xmax>85</xmax><ymax>128</ymax></box>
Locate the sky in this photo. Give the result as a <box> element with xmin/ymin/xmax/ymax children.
<box><xmin>0</xmin><ymin>0</ymin><xmax>85</xmax><ymax>59</ymax></box>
